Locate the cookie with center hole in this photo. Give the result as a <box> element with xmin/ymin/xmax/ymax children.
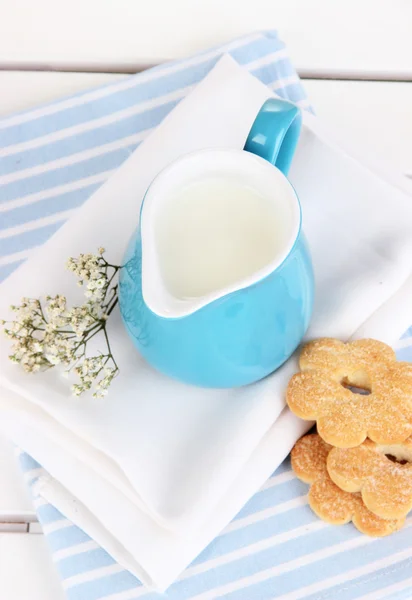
<box><xmin>291</xmin><ymin>433</ymin><xmax>404</xmax><ymax>536</ymax></box>
<box><xmin>286</xmin><ymin>338</ymin><xmax>412</xmax><ymax>448</ymax></box>
<box><xmin>327</xmin><ymin>437</ymin><xmax>412</xmax><ymax>521</ymax></box>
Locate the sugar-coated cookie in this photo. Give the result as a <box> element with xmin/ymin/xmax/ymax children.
<box><xmin>291</xmin><ymin>433</ymin><xmax>404</xmax><ymax>536</ymax></box>
<box><xmin>287</xmin><ymin>338</ymin><xmax>412</xmax><ymax>448</ymax></box>
<box><xmin>327</xmin><ymin>437</ymin><xmax>412</xmax><ymax>521</ymax></box>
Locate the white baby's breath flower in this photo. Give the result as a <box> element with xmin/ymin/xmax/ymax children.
<box><xmin>45</xmin><ymin>354</ymin><xmax>61</xmax><ymax>366</ymax></box>
<box><xmin>2</xmin><ymin>248</ymin><xmax>120</xmax><ymax>398</ymax></box>
<box><xmin>71</xmin><ymin>384</ymin><xmax>83</xmax><ymax>397</ymax></box>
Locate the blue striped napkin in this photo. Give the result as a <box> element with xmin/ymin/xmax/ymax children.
<box><xmin>3</xmin><ymin>31</ymin><xmax>412</xmax><ymax>600</ymax></box>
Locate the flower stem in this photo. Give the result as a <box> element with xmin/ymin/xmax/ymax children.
<box><xmin>3</xmin><ymin>248</ymin><xmax>122</xmax><ymax>397</ymax></box>
<box><xmin>102</xmin><ymin>326</ymin><xmax>118</xmax><ymax>372</ymax></box>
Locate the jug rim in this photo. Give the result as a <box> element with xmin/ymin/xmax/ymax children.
<box><xmin>140</xmin><ymin>148</ymin><xmax>302</xmax><ymax>318</ymax></box>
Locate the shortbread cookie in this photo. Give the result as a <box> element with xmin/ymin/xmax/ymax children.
<box><xmin>287</xmin><ymin>338</ymin><xmax>412</xmax><ymax>447</ymax></box>
<box><xmin>291</xmin><ymin>434</ymin><xmax>404</xmax><ymax>536</ymax></box>
<box><xmin>328</xmin><ymin>437</ymin><xmax>412</xmax><ymax>521</ymax></box>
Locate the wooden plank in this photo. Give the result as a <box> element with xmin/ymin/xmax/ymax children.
<box><xmin>0</xmin><ymin>434</ymin><xmax>35</xmax><ymax>520</ymax></box>
<box><xmin>0</xmin><ymin>0</ymin><xmax>411</xmax><ymax>77</ymax></box>
<box><xmin>0</xmin><ymin>71</ymin><xmax>125</xmax><ymax>116</ymax></box>
<box><xmin>0</xmin><ymin>534</ymin><xmax>65</xmax><ymax>600</ymax></box>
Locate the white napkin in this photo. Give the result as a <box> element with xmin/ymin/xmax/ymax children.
<box><xmin>1</xmin><ymin>55</ymin><xmax>412</xmax><ymax>591</ymax></box>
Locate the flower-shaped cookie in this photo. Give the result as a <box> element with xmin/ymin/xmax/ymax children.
<box><xmin>291</xmin><ymin>433</ymin><xmax>404</xmax><ymax>536</ymax></box>
<box><xmin>327</xmin><ymin>437</ymin><xmax>412</xmax><ymax>520</ymax></box>
<box><xmin>287</xmin><ymin>338</ymin><xmax>412</xmax><ymax>447</ymax></box>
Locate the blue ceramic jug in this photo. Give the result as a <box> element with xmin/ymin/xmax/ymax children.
<box><xmin>119</xmin><ymin>98</ymin><xmax>314</xmax><ymax>387</ymax></box>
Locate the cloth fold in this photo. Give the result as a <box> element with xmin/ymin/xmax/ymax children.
<box><xmin>1</xmin><ymin>32</ymin><xmax>412</xmax><ymax>600</ymax></box>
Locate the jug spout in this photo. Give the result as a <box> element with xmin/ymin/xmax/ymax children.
<box><xmin>141</xmin><ymin>222</ymin><xmax>206</xmax><ymax>319</ymax></box>
<box><xmin>140</xmin><ymin>147</ymin><xmax>301</xmax><ymax>319</ymax></box>
<box><xmin>142</xmin><ymin>271</ymin><xmax>208</xmax><ymax>319</ymax></box>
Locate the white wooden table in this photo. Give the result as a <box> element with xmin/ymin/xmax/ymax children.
<box><xmin>1</xmin><ymin>2</ymin><xmax>412</xmax><ymax>598</ymax></box>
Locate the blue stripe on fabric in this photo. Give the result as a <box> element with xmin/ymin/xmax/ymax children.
<box><xmin>277</xmin><ymin>82</ymin><xmax>308</xmax><ymax>104</ymax></box>
<box><xmin>0</xmin><ymin>147</ymin><xmax>135</xmax><ymax>202</ymax></box>
<box><xmin>0</xmin><ymin>59</ymin><xmax>293</xmax><ymax>181</ymax></box>
<box><xmin>0</xmin><ymin>105</ymin><xmax>166</xmax><ymax>176</ymax></box>
<box><xmin>18</xmin><ymin>453</ymin><xmax>41</xmax><ymax>471</ymax></box>
<box><xmin>25</xmin><ymin>473</ymin><xmax>41</xmax><ymax>486</ymax></box>
<box><xmin>271</xmin><ymin>457</ymin><xmax>291</xmax><ymax>475</ymax></box>
<box><xmin>304</xmin><ymin>557</ymin><xmax>412</xmax><ymax>600</ymax></box>
<box><xmin>400</xmin><ymin>326</ymin><xmax>412</xmax><ymax>339</ymax></box>
<box><xmin>0</xmin><ymin>185</ymin><xmax>100</xmax><ymax>230</ymax></box>
<box><xmin>68</xmin><ymin>571</ymin><xmax>140</xmax><ymax>600</ymax></box>
<box><xmin>127</xmin><ymin>589</ymin><xmax>161</xmax><ymax>600</ymax></box>
<box><xmin>193</xmin><ymin>505</ymin><xmax>317</xmax><ymax>568</ymax></box>
<box><xmin>252</xmin><ymin>59</ymin><xmax>296</xmax><ymax>85</ymax></box>
<box><xmin>37</xmin><ymin>504</ymin><xmax>68</xmax><ymax>524</ymax></box>
<box><xmin>46</xmin><ymin>525</ymin><xmax>92</xmax><ymax>553</ymax></box>
<box><xmin>397</xmin><ymin>347</ymin><xmax>412</xmax><ymax>361</ymax></box>
<box><xmin>0</xmin><ymin>64</ymin><xmax>204</xmax><ymax>149</ymax></box>
<box><xmin>221</xmin><ymin>525</ymin><xmax>412</xmax><ymax>600</ymax></box>
<box><xmin>234</xmin><ymin>475</ymin><xmax>305</xmax><ymax>520</ymax></box>
<box><xmin>162</xmin><ymin>524</ymin><xmax>359</xmax><ymax>600</ymax></box>
<box><xmin>0</xmin><ymin>259</ymin><xmax>26</xmax><ymax>282</ymax></box>
<box><xmin>0</xmin><ymin>37</ymin><xmax>275</xmax><ymax>147</ymax></box>
<box><xmin>182</xmin><ymin>525</ymin><xmax>412</xmax><ymax>600</ymax></box>
<box><xmin>0</xmin><ymin>221</ymin><xmax>64</xmax><ymax>256</ymax></box>
<box><xmin>225</xmin><ymin>530</ymin><xmax>410</xmax><ymax>600</ymax></box>
<box><xmin>58</xmin><ymin>548</ymin><xmax>115</xmax><ymax>580</ymax></box>
<box><xmin>0</xmin><ymin>34</ymin><xmax>264</xmax><ymax>131</ymax></box>
<box><xmin>191</xmin><ymin>493</ymin><xmax>309</xmax><ymax>564</ymax></box>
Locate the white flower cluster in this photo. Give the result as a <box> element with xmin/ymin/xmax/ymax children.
<box><xmin>67</xmin><ymin>248</ymin><xmax>108</xmax><ymax>302</ymax></box>
<box><xmin>1</xmin><ymin>249</ymin><xmax>120</xmax><ymax>399</ymax></box>
<box><xmin>69</xmin><ymin>305</ymin><xmax>98</xmax><ymax>337</ymax></box>
<box><xmin>1</xmin><ymin>298</ymin><xmax>76</xmax><ymax>373</ymax></box>
<box><xmin>72</xmin><ymin>357</ymin><xmax>116</xmax><ymax>398</ymax></box>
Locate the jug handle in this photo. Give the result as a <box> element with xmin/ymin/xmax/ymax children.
<box><xmin>244</xmin><ymin>98</ymin><xmax>301</xmax><ymax>176</ymax></box>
